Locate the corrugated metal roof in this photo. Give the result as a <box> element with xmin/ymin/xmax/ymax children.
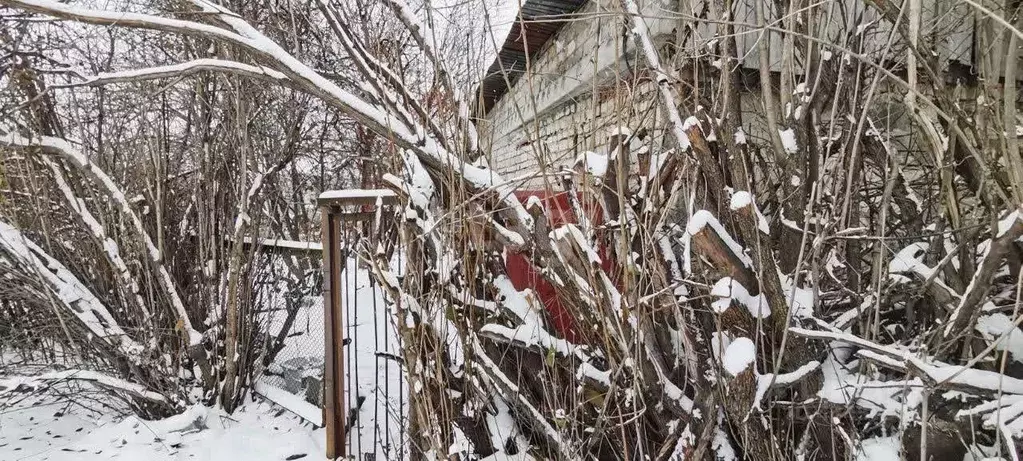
<box><xmin>478</xmin><ymin>0</ymin><xmax>589</xmax><ymax>115</ymax></box>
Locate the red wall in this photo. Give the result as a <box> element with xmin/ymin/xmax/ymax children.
<box><xmin>504</xmin><ymin>191</ymin><xmax>610</xmax><ymax>344</ymax></box>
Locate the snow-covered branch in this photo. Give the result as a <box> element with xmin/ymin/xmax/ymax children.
<box><xmin>41</xmin><ymin>157</ymin><xmax>152</xmax><ymax>323</ymax></box>
<box><xmin>75</xmin><ymin>58</ymin><xmax>289</xmax><ymax>86</ymax></box>
<box><xmin>0</xmin><ymin>132</ymin><xmax>201</xmax><ymax>345</ymax></box>
<box><xmin>617</xmin><ymin>0</ymin><xmax>691</xmax><ymax>152</ymax></box>
<box><xmin>1</xmin><ymin>369</ymin><xmax>168</xmax><ymax>403</ymax></box>
<box><xmin>381</xmin><ymin>0</ymin><xmax>480</xmax><ymax>154</ymax></box>
<box><xmin>944</xmin><ymin>207</ymin><xmax>1023</xmax><ymax>338</ymax></box>
<box><xmin>0</xmin><ymin>220</ymin><xmax>145</xmax><ymax>358</ymax></box>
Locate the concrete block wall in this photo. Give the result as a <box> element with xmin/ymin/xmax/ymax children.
<box><xmin>482</xmin><ymin>0</ymin><xmax>678</xmax><ymax>189</ymax></box>
<box><xmin>481</xmin><ymin>0</ymin><xmax>980</xmax><ymax>190</ymax></box>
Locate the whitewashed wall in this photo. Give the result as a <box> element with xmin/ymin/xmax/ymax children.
<box><xmin>481</xmin><ymin>0</ymin><xmax>677</xmax><ymax>188</ymax></box>
<box><xmin>481</xmin><ymin>0</ymin><xmax>981</xmax><ymax>188</ymax></box>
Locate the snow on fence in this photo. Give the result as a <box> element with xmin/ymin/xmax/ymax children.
<box><xmin>254</xmin><ymin>189</ymin><xmax>408</xmax><ymax>460</ymax></box>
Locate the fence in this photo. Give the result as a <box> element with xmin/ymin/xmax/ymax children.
<box><xmin>254</xmin><ymin>189</ymin><xmax>408</xmax><ymax>460</ymax></box>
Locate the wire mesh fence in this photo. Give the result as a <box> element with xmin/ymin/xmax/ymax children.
<box><xmin>254</xmin><ymin>256</ymin><xmax>326</xmax><ymax>408</ymax></box>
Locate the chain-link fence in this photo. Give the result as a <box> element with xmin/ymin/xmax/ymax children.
<box><xmin>254</xmin><ymin>251</ymin><xmax>326</xmax><ymax>414</ymax></box>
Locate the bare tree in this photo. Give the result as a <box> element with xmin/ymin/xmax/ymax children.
<box><xmin>2</xmin><ymin>0</ymin><xmax>1023</xmax><ymax>459</ymax></box>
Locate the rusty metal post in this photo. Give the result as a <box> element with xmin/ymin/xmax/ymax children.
<box><xmin>317</xmin><ymin>190</ymin><xmax>396</xmax><ymax>459</ymax></box>
<box><xmin>321</xmin><ymin>208</ymin><xmax>345</xmax><ymax>459</ymax></box>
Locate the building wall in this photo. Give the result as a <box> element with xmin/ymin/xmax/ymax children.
<box><xmin>480</xmin><ymin>0</ymin><xmax>981</xmax><ymax>189</ymax></box>
<box><xmin>481</xmin><ymin>0</ymin><xmax>678</xmax><ymax>189</ymax></box>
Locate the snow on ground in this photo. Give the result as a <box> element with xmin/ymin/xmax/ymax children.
<box><xmin>2</xmin><ymin>399</ymin><xmax>324</xmax><ymax>461</ymax></box>
<box><xmin>0</xmin><ymin>254</ymin><xmax>407</xmax><ymax>461</ymax></box>
<box><xmin>853</xmin><ymin>435</ymin><xmax>900</xmax><ymax>461</ymax></box>
<box><xmin>1</xmin><ymin>372</ymin><xmax>323</xmax><ymax>461</ymax></box>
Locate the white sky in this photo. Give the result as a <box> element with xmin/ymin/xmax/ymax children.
<box><xmin>426</xmin><ymin>0</ymin><xmax>521</xmax><ymax>78</ymax></box>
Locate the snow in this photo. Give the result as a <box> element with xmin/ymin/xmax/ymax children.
<box><xmin>85</xmin><ymin>58</ymin><xmax>287</xmax><ymax>84</ymax></box>
<box><xmin>733</xmin><ymin>128</ymin><xmax>747</xmax><ymax>145</ymax></box>
<box><xmin>0</xmin><ymin>220</ymin><xmax>146</xmax><ymax>357</ymax></box>
<box><xmin>1</xmin><ymin>369</ymin><xmax>166</xmax><ymax>403</ymax></box>
<box><xmin>816</xmin><ymin>342</ymin><xmax>923</xmax><ymax>419</ymax></box>
<box><xmin>710</xmin><ymin>277</ymin><xmax>770</xmax><ymax>318</ymax></box>
<box><xmin>621</xmin><ymin>0</ymin><xmax>692</xmax><ymax>152</ymax></box>
<box><xmin>647</xmin><ymin>148</ymin><xmax>672</xmax><ymax>178</ymax></box>
<box><xmin>575</xmin><ymin>151</ymin><xmax>608</xmax><ymax>177</ymax></box>
<box><xmin>318</xmin><ymin>188</ymin><xmax>397</xmax><ymax>201</ymax></box>
<box><xmin>711</xmin><ymin>423</ymin><xmax>737</xmax><ymax>460</ymax></box>
<box><xmin>722</xmin><ymin>337</ymin><xmax>755</xmax><ymax>376</ymax></box>
<box><xmin>482</xmin><ymin>393</ymin><xmax>530</xmax><ymax>460</ymax></box>
<box><xmin>854</xmin><ymin>436</ymin><xmax>901</xmax><ymax>461</ymax></box>
<box><xmin>887</xmin><ymin>242</ymin><xmax>964</xmax><ymax>302</ymax></box>
<box><xmin>242</xmin><ymin>237</ymin><xmax>323</xmax><ymax>252</ymax></box>
<box><xmin>711</xmin><ymin>331</ymin><xmax>733</xmax><ymax>363</ymax></box>
<box><xmin>975</xmin><ymin>313</ymin><xmax>1023</xmax><ymax>363</ymax></box>
<box><xmin>728</xmin><ymin>191</ymin><xmax>752</xmax><ymax>209</ymax></box>
<box><xmin>780</xmin><ymin>273</ymin><xmax>815</xmax><ymax>319</ymax></box>
<box><xmin>339</xmin><ymin>258</ymin><xmax>410</xmax><ymax>458</ymax></box>
<box><xmin>753</xmin><ymin>360</ymin><xmax>820</xmax><ymax>409</ymax></box>
<box><xmin>888</xmin><ymin>242</ymin><xmax>931</xmax><ymax>276</ymax></box>
<box><xmin>680</xmin><ymin>210</ymin><xmax>753</xmax><ymax>274</ymax></box>
<box><xmin>0</xmin><ymin>132</ymin><xmax>200</xmax><ymax>346</ymax></box>
<box><xmin>254</xmin><ymin>256</ymin><xmax>408</xmax><ymax>459</ymax></box>
<box><xmin>252</xmin><ymin>381</ymin><xmax>322</xmax><ymax>424</ymax></box>
<box><xmin>44</xmin><ymin>159</ymin><xmax>150</xmax><ymax>320</ymax></box>
<box><xmin>728</xmin><ymin>191</ymin><xmax>770</xmax><ymax>234</ymax></box>
<box><xmin>576</xmin><ymin>362</ymin><xmax>611</xmax><ymax>387</ymax></box>
<box><xmin>778</xmin><ymin>128</ymin><xmax>798</xmax><ymax>154</ymax></box>
<box><xmin>997</xmin><ymin>209</ymin><xmax>1023</xmax><ymax>238</ymax></box>
<box><xmin>910</xmin><ymin>356</ymin><xmax>1023</xmax><ymax>394</ymax></box>
<box><xmin>958</xmin><ymin>395</ymin><xmax>1023</xmax><ymax>428</ymax></box>
<box><xmin>552</xmin><ymin>223</ymin><xmax>601</xmax><ymax>265</ymax></box>
<box><xmin>480</xmin><ymin>323</ymin><xmax>574</xmax><ymax>359</ymax></box>
<box><xmin>488</xmin><ymin>276</ymin><xmax>611</xmax><ymax>394</ymax></box>
<box><xmin>681</xmin><ymin>116</ymin><xmax>702</xmax><ymax>131</ymax></box>
<box><xmin>0</xmin><ymin>372</ymin><xmax>324</xmax><ymax>461</ymax></box>
<box><xmin>190</xmin><ymin>0</ymin><xmax>532</xmax><ymax>233</ymax></box>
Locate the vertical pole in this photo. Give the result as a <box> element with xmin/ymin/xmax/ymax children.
<box><xmin>321</xmin><ymin>208</ymin><xmax>345</xmax><ymax>459</ymax></box>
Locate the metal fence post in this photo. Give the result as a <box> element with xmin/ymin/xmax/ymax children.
<box><xmin>321</xmin><ymin>207</ymin><xmax>345</xmax><ymax>459</ymax></box>
<box><xmin>318</xmin><ymin>190</ymin><xmax>398</xmax><ymax>459</ymax></box>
